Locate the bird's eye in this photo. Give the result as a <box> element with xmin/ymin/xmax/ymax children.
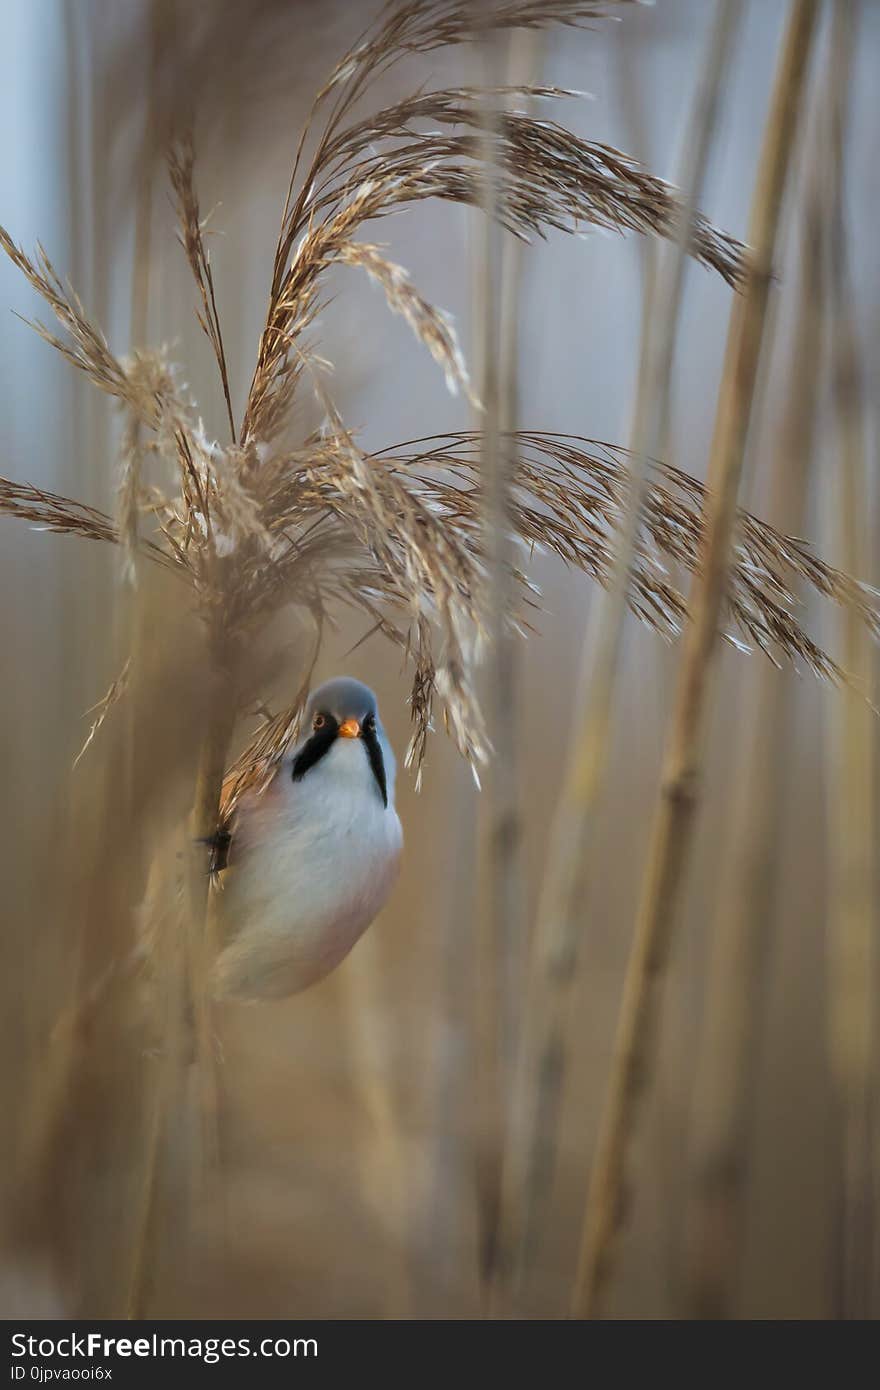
<box><xmin>313</xmin><ymin>713</ymin><xmax>327</xmax><ymax>731</ymax></box>
<box><xmin>364</xmin><ymin>713</ymin><xmax>376</xmax><ymax>732</ymax></box>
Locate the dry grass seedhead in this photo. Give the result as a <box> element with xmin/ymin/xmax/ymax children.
<box><xmin>3</xmin><ymin>419</ymin><xmax>879</xmax><ymax>788</ymax></box>
<box><xmin>73</xmin><ymin>659</ymin><xmax>133</xmax><ymax>769</ymax></box>
<box><xmin>168</xmin><ymin>136</ymin><xmax>236</xmax><ymax>442</ymax></box>
<box><xmin>317</xmin><ymin>1</ymin><xmax>641</xmax><ymax>103</ymax></box>
<box><xmin>333</xmin><ymin>241</ymin><xmax>479</xmax><ymax>406</ymax></box>
<box><xmin>0</xmin><ymin>476</ymin><xmax>120</xmax><ymax>545</ymax></box>
<box><xmin>0</xmin><ymin>226</ymin><xmax>131</xmax><ymax>404</ymax></box>
<box><xmin>0</xmin><ymin>0</ymin><xmax>870</xmax><ymax>803</ymax></box>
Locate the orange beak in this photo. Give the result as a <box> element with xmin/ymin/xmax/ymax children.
<box><xmin>337</xmin><ymin>717</ymin><xmax>361</xmax><ymax>739</ymax></box>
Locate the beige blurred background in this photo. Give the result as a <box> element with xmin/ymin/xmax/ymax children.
<box><xmin>1</xmin><ymin>0</ymin><xmax>879</xmax><ymax>1319</ymax></box>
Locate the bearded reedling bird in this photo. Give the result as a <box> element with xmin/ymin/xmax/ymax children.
<box><xmin>211</xmin><ymin>678</ymin><xmax>403</xmax><ymax>1003</ymax></box>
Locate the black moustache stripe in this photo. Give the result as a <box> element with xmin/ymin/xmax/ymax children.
<box><xmin>290</xmin><ymin>723</ymin><xmax>338</xmax><ymax>782</ymax></box>
<box><xmin>290</xmin><ymin>721</ymin><xmax>388</xmax><ymax>808</ymax></box>
<box><xmin>362</xmin><ymin>725</ymin><xmax>388</xmax><ymax>808</ymax></box>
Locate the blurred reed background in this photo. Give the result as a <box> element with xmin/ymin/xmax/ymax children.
<box><xmin>1</xmin><ymin>0</ymin><xmax>879</xmax><ymax>1320</ymax></box>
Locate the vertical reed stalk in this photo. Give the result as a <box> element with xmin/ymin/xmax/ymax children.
<box><xmin>122</xmin><ymin>2</ymin><xmax>234</xmax><ymax>1313</ymax></box>
<box><xmin>482</xmin><ymin>28</ymin><xmax>542</xmax><ymax>1312</ymax></box>
<box><xmin>341</xmin><ymin>939</ymin><xmax>412</xmax><ymax>1317</ymax></box>
<box><xmin>125</xmin><ymin>850</ymin><xmax>189</xmax><ymax>1319</ymax></box>
<box><xmin>572</xmin><ymin>0</ymin><xmax>819</xmax><ymax>1318</ymax></box>
<box><xmin>683</xmin><ymin>91</ymin><xmax>825</xmax><ymax>1317</ymax></box>
<box><xmin>615</xmin><ymin>9</ymin><xmax>660</xmax><ymax>334</ymax></box>
<box><xmin>420</xmin><ymin>744</ymin><xmax>482</xmax><ymax>1311</ymax></box>
<box><xmin>472</xmin><ymin>90</ymin><xmax>505</xmax><ymax>1298</ymax></box>
<box><xmin>126</xmin><ymin>661</ymin><xmax>236</xmax><ymax>1317</ymax></box>
<box><xmin>10</xmin><ymin>2</ymin><xmax>90</xmax><ymax>1273</ymax></box>
<box><xmin>823</xmin><ymin>0</ymin><xmax>875</xmax><ymax>1321</ymax></box>
<box><xmin>187</xmin><ymin>680</ymin><xmax>237</xmax><ymax>1158</ymax></box>
<box><xmin>496</xmin><ymin>0</ymin><xmax>742</xmax><ymax>1306</ymax></box>
<box><xmin>122</xmin><ymin>0</ymin><xmax>169</xmax><ymax>825</ymax></box>
<box><xmin>122</xmin><ymin>7</ymin><xmax>163</xmax><ymax>1316</ymax></box>
<box><xmin>472</xmin><ymin>11</ymin><xmax>514</xmax><ymax>1302</ymax></box>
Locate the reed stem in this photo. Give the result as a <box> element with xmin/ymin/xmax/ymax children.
<box><xmin>571</xmin><ymin>0</ymin><xmax>819</xmax><ymax>1318</ymax></box>
<box><xmin>683</xmin><ymin>123</ymin><xmax>824</xmax><ymax>1314</ymax></box>
<box><xmin>126</xmin><ymin>666</ymin><xmax>235</xmax><ymax>1317</ymax></box>
<box><xmin>823</xmin><ymin>0</ymin><xmax>875</xmax><ymax>1321</ymax></box>
<box><xmin>495</xmin><ymin>0</ymin><xmax>742</xmax><ymax>1307</ymax></box>
<box><xmin>480</xmin><ymin>26</ymin><xmax>541</xmax><ymax>1311</ymax></box>
<box><xmin>184</xmin><ymin>667</ymin><xmax>238</xmax><ymax>1179</ymax></box>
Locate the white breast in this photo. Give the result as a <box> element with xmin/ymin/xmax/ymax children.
<box><xmin>212</xmin><ymin>735</ymin><xmax>402</xmax><ymax>1001</ymax></box>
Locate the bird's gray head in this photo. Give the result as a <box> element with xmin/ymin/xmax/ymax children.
<box><xmin>305</xmin><ymin>677</ymin><xmax>379</xmax><ymax>731</ymax></box>
<box><xmin>294</xmin><ymin>676</ymin><xmax>394</xmax><ymax>807</ymax></box>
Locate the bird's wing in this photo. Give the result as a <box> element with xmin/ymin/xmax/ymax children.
<box><xmin>214</xmin><ymin>705</ymin><xmax>303</xmax><ymax>871</ymax></box>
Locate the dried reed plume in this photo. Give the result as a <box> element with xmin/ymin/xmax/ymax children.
<box><xmin>5</xmin><ymin>422</ymin><xmax>875</xmax><ymax>788</ymax></box>
<box><xmin>0</xmin><ymin>0</ymin><xmax>755</xmax><ymax>801</ymax></box>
